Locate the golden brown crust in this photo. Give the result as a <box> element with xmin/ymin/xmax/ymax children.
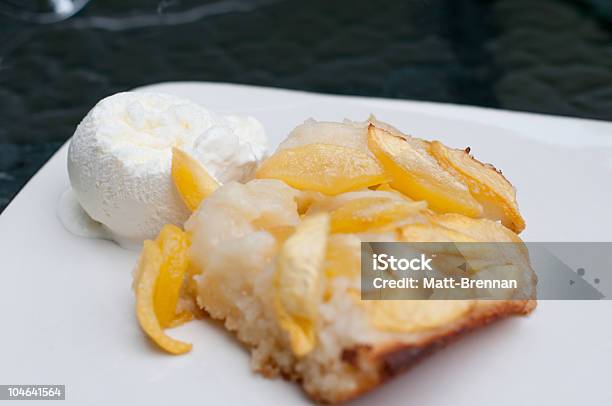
<box><xmin>308</xmin><ymin>300</ymin><xmax>536</xmax><ymax>404</ymax></box>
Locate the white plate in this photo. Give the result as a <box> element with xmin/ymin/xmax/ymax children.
<box><xmin>1</xmin><ymin>82</ymin><xmax>611</xmax><ymax>405</ymax></box>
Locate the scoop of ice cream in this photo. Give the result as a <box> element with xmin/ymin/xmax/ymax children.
<box><xmin>66</xmin><ymin>91</ymin><xmax>267</xmax><ymax>248</ymax></box>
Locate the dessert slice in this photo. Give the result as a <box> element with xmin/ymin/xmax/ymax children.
<box><xmin>182</xmin><ymin>180</ymin><xmax>535</xmax><ymax>403</ymax></box>
<box><xmin>133</xmin><ymin>118</ymin><xmax>535</xmax><ymax>403</ymax></box>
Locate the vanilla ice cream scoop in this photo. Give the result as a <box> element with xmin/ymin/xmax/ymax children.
<box><xmin>65</xmin><ymin>92</ymin><xmax>267</xmax><ymax>248</ymax></box>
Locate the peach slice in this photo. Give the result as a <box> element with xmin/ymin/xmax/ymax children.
<box><xmin>367</xmin><ymin>125</ymin><xmax>483</xmax><ymax>218</ymax></box>
<box><xmin>171</xmin><ymin>147</ymin><xmax>220</xmax><ymax>212</ymax></box>
<box><xmin>135</xmin><ymin>238</ymin><xmax>192</xmax><ymax>355</ymax></box>
<box><xmin>329</xmin><ymin>197</ymin><xmax>426</xmax><ymax>233</ymax></box>
<box><xmin>429</xmin><ymin>141</ymin><xmax>525</xmax><ymax>233</ymax></box>
<box><xmin>274</xmin><ymin>213</ymin><xmax>329</xmax><ymax>356</ymax></box>
<box><xmin>256</xmin><ymin>143</ymin><xmax>389</xmax><ymax>195</ymax></box>
<box><xmin>153</xmin><ymin>224</ymin><xmax>191</xmax><ymax>328</ymax></box>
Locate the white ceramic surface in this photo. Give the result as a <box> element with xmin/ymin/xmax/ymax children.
<box><xmin>1</xmin><ymin>82</ymin><xmax>611</xmax><ymax>405</ymax></box>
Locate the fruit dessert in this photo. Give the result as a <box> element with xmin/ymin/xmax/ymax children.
<box><xmin>132</xmin><ymin>118</ymin><xmax>536</xmax><ymax>403</ymax></box>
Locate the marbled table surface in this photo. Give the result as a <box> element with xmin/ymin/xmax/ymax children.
<box><xmin>1</xmin><ymin>0</ymin><xmax>611</xmax><ymax>211</ymax></box>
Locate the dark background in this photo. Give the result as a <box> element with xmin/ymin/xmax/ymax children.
<box><xmin>1</xmin><ymin>0</ymin><xmax>611</xmax><ymax>211</ymax></box>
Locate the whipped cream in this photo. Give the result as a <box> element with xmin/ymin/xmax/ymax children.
<box><xmin>65</xmin><ymin>92</ymin><xmax>267</xmax><ymax>248</ymax></box>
